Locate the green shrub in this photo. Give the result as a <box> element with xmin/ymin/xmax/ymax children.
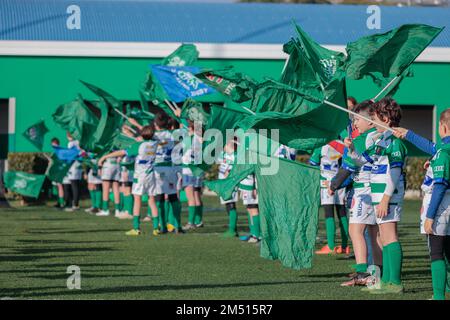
<box><xmin>405</xmin><ymin>157</ymin><xmax>427</xmax><ymax>192</ymax></box>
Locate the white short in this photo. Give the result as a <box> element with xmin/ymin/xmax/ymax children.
<box><xmin>320</xmin><ymin>187</ymin><xmax>345</xmax><ymax>205</ymax></box>
<box><xmin>349</xmin><ymin>187</ymin><xmax>376</xmax><ymax>225</ymax></box>
<box><xmin>420</xmin><ymin>193</ymin><xmax>450</xmax><ymax>236</ymax></box>
<box><xmin>220</xmin><ymin>189</ymin><xmax>238</xmax><ymax>204</ymax></box>
<box><xmin>153</xmin><ymin>166</ymin><xmax>178</xmax><ymax>195</ymax></box>
<box><xmin>376</xmin><ymin>204</ymin><xmax>402</xmax><ymax>225</ymax></box>
<box><xmin>173</xmin><ymin>166</ymin><xmax>183</xmax><ymax>191</ymax></box>
<box><xmin>132</xmin><ymin>172</ymin><xmax>155</xmax><ymax>196</ymax></box>
<box><xmin>88</xmin><ymin>169</ymin><xmax>102</xmax><ymax>184</ymax></box>
<box><xmin>120</xmin><ymin>168</ymin><xmax>133</xmax><ymax>184</ymax></box>
<box><xmin>67</xmin><ymin>161</ymin><xmax>83</xmax><ymax>180</ymax></box>
<box><xmin>241</xmin><ymin>189</ymin><xmax>258</xmax><ymax>205</ymax></box>
<box><xmin>101</xmin><ymin>164</ymin><xmax>121</xmax><ymax>181</ymax></box>
<box><xmin>182</xmin><ymin>174</ymin><xmax>203</xmax><ymax>188</ymax></box>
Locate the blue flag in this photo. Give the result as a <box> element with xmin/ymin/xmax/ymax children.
<box><xmin>53</xmin><ymin>146</ymin><xmax>80</xmax><ymax>162</ymax></box>
<box><xmin>150</xmin><ymin>65</ymin><xmax>216</xmax><ymax>102</ymax></box>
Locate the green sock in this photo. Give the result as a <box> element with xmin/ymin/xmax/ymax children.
<box><xmin>252</xmin><ymin>214</ymin><xmax>261</xmax><ymax>238</ymax></box>
<box><xmin>247</xmin><ymin>213</ymin><xmax>254</xmax><ymax>236</ymax></box>
<box><xmin>132</xmin><ymin>216</ymin><xmax>140</xmax><ymax>230</ymax></box>
<box><xmin>194</xmin><ymin>205</ymin><xmax>203</xmax><ymax>225</ymax></box>
<box><xmin>147</xmin><ymin>205</ymin><xmax>152</xmax><ymax>217</ymax></box>
<box><xmin>325</xmin><ymin>217</ymin><xmax>336</xmax><ymax>250</ymax></box>
<box><xmin>157</xmin><ymin>200</ymin><xmax>167</xmax><ymax>232</ymax></box>
<box><xmin>355</xmin><ymin>263</ymin><xmax>368</xmax><ymax>273</ymax></box>
<box><xmin>119</xmin><ymin>193</ymin><xmax>124</xmax><ymax>211</ymax></box>
<box><xmin>381</xmin><ymin>245</ymin><xmax>391</xmax><ymax>284</ymax></box>
<box><xmin>228</xmin><ymin>208</ymin><xmax>238</xmax><ymax>233</ymax></box>
<box><xmin>89</xmin><ymin>190</ymin><xmax>95</xmax><ymax>208</ymax></box>
<box><xmin>387</xmin><ymin>241</ymin><xmax>403</xmax><ymax>285</ymax></box>
<box><xmin>114</xmin><ymin>203</ymin><xmax>121</xmax><ymax>211</ymax></box>
<box><xmin>94</xmin><ymin>190</ymin><xmax>102</xmax><ymax>209</ymax></box>
<box><xmin>152</xmin><ymin>215</ymin><xmax>159</xmax><ymax>231</ymax></box>
<box><xmin>102</xmin><ymin>200</ymin><xmax>109</xmax><ymax>211</ymax></box>
<box><xmin>58</xmin><ymin>197</ymin><xmax>65</xmax><ymax>207</ymax></box>
<box><xmin>339</xmin><ymin>216</ymin><xmax>349</xmax><ymax>249</ymax></box>
<box><xmin>166</xmin><ymin>201</ymin><xmax>175</xmax><ymax>226</ymax></box>
<box><xmin>170</xmin><ymin>201</ymin><xmax>182</xmax><ymax>229</ymax></box>
<box><xmin>431</xmin><ymin>260</ymin><xmax>447</xmax><ymax>300</ymax></box>
<box><xmin>188</xmin><ymin>206</ymin><xmax>196</xmax><ymax>224</ymax></box>
<box><xmin>124</xmin><ymin>195</ymin><xmax>133</xmax><ymax>215</ymax></box>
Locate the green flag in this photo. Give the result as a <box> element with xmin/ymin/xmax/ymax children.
<box><xmin>180</xmin><ymin>99</ymin><xmax>210</xmax><ymax>125</ymax></box>
<box><xmin>206</xmin><ymin>150</ymin><xmax>320</xmax><ymax>270</ymax></box>
<box><xmin>79</xmin><ymin>81</ymin><xmax>124</xmax><ymax>154</ymax></box>
<box><xmin>255</xmin><ymin>155</ymin><xmax>320</xmax><ymax>270</ymax></box>
<box><xmin>46</xmin><ymin>154</ymin><xmax>72</xmax><ymax>183</ymax></box>
<box><xmin>344</xmin><ymin>24</ymin><xmax>443</xmax><ymax>80</ymax></box>
<box><xmin>195</xmin><ymin>67</ymin><xmax>258</xmax><ymax>103</ymax></box>
<box><xmin>4</xmin><ymin>171</ymin><xmax>46</xmax><ymax>198</ymax></box>
<box><xmin>239</xmin><ymin>76</ymin><xmax>348</xmax><ymax>152</ymax></box>
<box><xmin>161</xmin><ymin>44</ymin><xmax>199</xmax><ymax>67</ymax></box>
<box><xmin>294</xmin><ymin>23</ymin><xmax>346</xmax><ymax>88</ymax></box>
<box><xmin>52</xmin><ymin>95</ymin><xmax>98</xmax><ymax>142</ymax></box>
<box><xmin>22</xmin><ymin>120</ymin><xmax>49</xmax><ymax>150</ymax></box>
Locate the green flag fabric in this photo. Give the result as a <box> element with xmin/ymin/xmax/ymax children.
<box><xmin>294</xmin><ymin>23</ymin><xmax>346</xmax><ymax>88</ymax></box>
<box><xmin>22</xmin><ymin>120</ymin><xmax>49</xmax><ymax>150</ymax></box>
<box><xmin>4</xmin><ymin>171</ymin><xmax>46</xmax><ymax>198</ymax></box>
<box><xmin>161</xmin><ymin>44</ymin><xmax>199</xmax><ymax>67</ymax></box>
<box><xmin>195</xmin><ymin>68</ymin><xmax>258</xmax><ymax>103</ymax></box>
<box><xmin>46</xmin><ymin>154</ymin><xmax>72</xmax><ymax>183</ymax></box>
<box><xmin>52</xmin><ymin>95</ymin><xmax>98</xmax><ymax>142</ymax></box>
<box><xmin>344</xmin><ymin>24</ymin><xmax>443</xmax><ymax>80</ymax></box>
<box><xmin>255</xmin><ymin>155</ymin><xmax>320</xmax><ymax>270</ymax></box>
<box><xmin>206</xmin><ymin>150</ymin><xmax>320</xmax><ymax>270</ymax></box>
<box><xmin>239</xmin><ymin>77</ymin><xmax>348</xmax><ymax>152</ymax></box>
<box><xmin>181</xmin><ymin>99</ymin><xmax>210</xmax><ymax>125</ymax></box>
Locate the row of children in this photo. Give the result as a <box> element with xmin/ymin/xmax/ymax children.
<box><xmin>311</xmin><ymin>96</ymin><xmax>449</xmax><ymax>299</ymax></box>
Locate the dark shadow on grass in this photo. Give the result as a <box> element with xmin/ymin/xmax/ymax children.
<box><xmin>16</xmin><ymin>239</ymin><xmax>121</xmax><ymax>245</ymax></box>
<box><xmin>0</xmin><ymin>254</ymin><xmax>86</xmax><ymax>262</ymax></box>
<box><xmin>12</xmin><ymin>246</ymin><xmax>115</xmax><ymax>255</ymax></box>
<box><xmin>13</xmin><ymin>279</ymin><xmax>330</xmax><ymax>298</ymax></box>
<box><xmin>25</xmin><ymin>228</ymin><xmax>124</xmax><ymax>234</ymax></box>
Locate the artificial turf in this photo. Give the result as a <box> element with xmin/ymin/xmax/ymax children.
<box><xmin>0</xmin><ymin>197</ymin><xmax>443</xmax><ymax>300</ymax></box>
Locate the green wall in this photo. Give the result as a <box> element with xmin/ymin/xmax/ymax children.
<box><xmin>0</xmin><ymin>56</ymin><xmax>449</xmax><ymax>154</ymax></box>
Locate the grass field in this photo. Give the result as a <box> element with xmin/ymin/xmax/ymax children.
<box><xmin>0</xmin><ymin>197</ymin><xmax>441</xmax><ymax>300</ymax></box>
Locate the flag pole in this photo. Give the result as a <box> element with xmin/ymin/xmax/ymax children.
<box><xmin>112</xmin><ymin>108</ymin><xmax>138</xmax><ymax>134</ymax></box>
<box><xmin>241</xmin><ymin>106</ymin><xmax>256</xmax><ymax>115</ymax></box>
<box><xmin>371</xmin><ymin>75</ymin><xmax>400</xmax><ymax>101</ymax></box>
<box><xmin>164</xmin><ymin>99</ymin><xmax>178</xmax><ymax>113</ymax></box>
<box><xmin>323</xmin><ymin>100</ymin><xmax>393</xmax><ymax>132</ymax></box>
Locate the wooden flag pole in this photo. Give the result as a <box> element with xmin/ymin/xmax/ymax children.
<box><xmin>323</xmin><ymin>100</ymin><xmax>393</xmax><ymax>132</ymax></box>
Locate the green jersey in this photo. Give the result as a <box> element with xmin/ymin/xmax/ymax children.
<box><xmin>369</xmin><ymin>131</ymin><xmax>407</xmax><ymax>205</ymax></box>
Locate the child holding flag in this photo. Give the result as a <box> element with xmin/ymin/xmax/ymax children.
<box><xmin>310</xmin><ymin>140</ymin><xmax>350</xmax><ymax>255</ymax></box>
<box><xmin>365</xmin><ymin>98</ymin><xmax>407</xmax><ymax>294</ymax></box>
<box><xmin>97</xmin><ymin>150</ymin><xmax>122</xmax><ymax>217</ymax></box>
<box><xmin>84</xmin><ymin>155</ymin><xmax>102</xmax><ymax>214</ymax></box>
<box><xmin>182</xmin><ymin>120</ymin><xmax>204</xmax><ymax>231</ymax></box>
<box><xmin>337</xmin><ymin>101</ymin><xmax>383</xmax><ymax>287</ymax></box>
<box><xmin>239</xmin><ymin>173</ymin><xmax>260</xmax><ymax>244</ymax></box>
<box><xmin>153</xmin><ymin>112</ymin><xmax>182</xmax><ymax>234</ymax></box>
<box><xmin>394</xmin><ymin>109</ymin><xmax>450</xmax><ymax>300</ymax></box>
<box><xmin>218</xmin><ymin>137</ymin><xmax>239</xmax><ymax>238</ymax></box>
<box><xmin>98</xmin><ymin>125</ymin><xmax>158</xmax><ymax>235</ymax></box>
<box><xmin>117</xmin><ymin>156</ymin><xmax>134</xmax><ymax>219</ymax></box>
<box><xmin>63</xmin><ymin>132</ymin><xmax>83</xmax><ymax>212</ymax></box>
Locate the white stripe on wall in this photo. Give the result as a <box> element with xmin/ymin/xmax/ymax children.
<box><xmin>0</xmin><ymin>41</ymin><xmax>449</xmax><ymax>62</ymax></box>
<box><xmin>8</xmin><ymin>97</ymin><xmax>15</xmax><ymax>135</ymax></box>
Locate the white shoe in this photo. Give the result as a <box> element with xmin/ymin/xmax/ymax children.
<box><xmin>85</xmin><ymin>207</ymin><xmax>94</xmax><ymax>213</ymax></box>
<box><xmin>96</xmin><ymin>210</ymin><xmax>110</xmax><ymax>217</ymax></box>
<box><xmin>64</xmin><ymin>207</ymin><xmax>74</xmax><ymax>212</ymax></box>
<box><xmin>117</xmin><ymin>212</ymin><xmax>133</xmax><ymax>220</ymax></box>
<box><xmin>114</xmin><ymin>210</ymin><xmax>122</xmax><ymax>218</ymax></box>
